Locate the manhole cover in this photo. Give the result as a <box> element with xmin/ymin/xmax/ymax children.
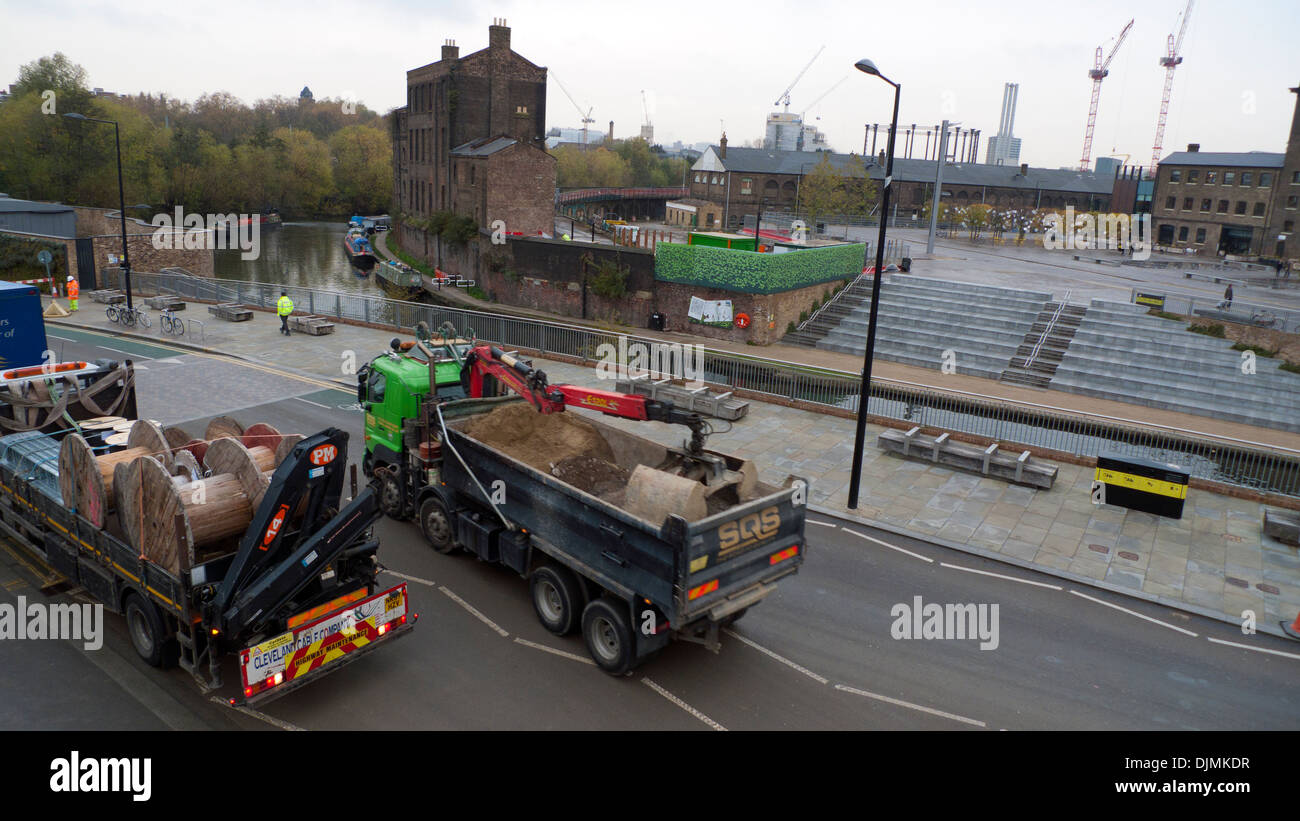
<box><xmin>1257</xmin><ymin>583</ymin><xmax>1280</xmax><ymax>595</ymax></box>
<box><xmin>1117</xmin><ymin>550</ymin><xmax>1139</xmax><ymax>561</ymax></box>
<box><xmin>1088</xmin><ymin>544</ymin><xmax>1110</xmax><ymax>554</ymax></box>
<box><xmin>1225</xmin><ymin>577</ymin><xmax>1249</xmax><ymax>588</ymax></box>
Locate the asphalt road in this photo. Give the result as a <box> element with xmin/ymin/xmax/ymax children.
<box><xmin>3</xmin><ymin>326</ymin><xmax>1297</xmax><ymax>731</ymax></box>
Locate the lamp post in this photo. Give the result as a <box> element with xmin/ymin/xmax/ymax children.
<box><xmin>847</xmin><ymin>58</ymin><xmax>900</xmax><ymax>510</ymax></box>
<box><xmin>65</xmin><ymin>112</ymin><xmax>132</xmax><ymax>309</ymax></box>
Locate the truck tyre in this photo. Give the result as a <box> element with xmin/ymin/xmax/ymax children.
<box><xmin>124</xmin><ymin>592</ymin><xmax>176</xmax><ymax>669</ymax></box>
<box><xmin>379</xmin><ymin>471</ymin><xmax>407</xmax><ymax>520</ymax></box>
<box><xmin>419</xmin><ymin>496</ymin><xmax>458</xmax><ymax>554</ymax></box>
<box><xmin>530</xmin><ymin>565</ymin><xmax>582</xmax><ymax>636</ymax></box>
<box><xmin>582</xmin><ymin>598</ymin><xmax>636</xmax><ymax>675</ymax></box>
<box><xmin>722</xmin><ymin>607</ymin><xmax>749</xmax><ymax>627</ymax></box>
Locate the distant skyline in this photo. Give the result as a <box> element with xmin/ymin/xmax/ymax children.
<box><xmin>2</xmin><ymin>0</ymin><xmax>1297</xmax><ymax>170</ymax></box>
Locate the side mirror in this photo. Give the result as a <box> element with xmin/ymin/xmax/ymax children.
<box><xmin>357</xmin><ymin>365</ymin><xmax>369</xmax><ymax>403</ymax></box>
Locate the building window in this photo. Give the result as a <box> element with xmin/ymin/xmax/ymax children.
<box><xmin>1224</xmin><ymin>171</ymin><xmax>1235</xmax><ymax>185</ymax></box>
<box><xmin>1178</xmin><ymin>226</ymin><xmax>1189</xmax><ymax>241</ymax></box>
<box><xmin>1241</xmin><ymin>172</ymin><xmax>1252</xmax><ymax>186</ymax></box>
<box><xmin>741</xmin><ymin>178</ymin><xmax>752</xmax><ymax>195</ymax></box>
<box><xmin>1293</xmin><ymin>171</ymin><xmax>1300</xmax><ymax>184</ymax></box>
<box><xmin>1287</xmin><ymin>221</ymin><xmax>1295</xmax><ymax>231</ymax></box>
<box><xmin>1200</xmin><ymin>198</ymin><xmax>1210</xmax><ymax>212</ymax></box>
<box><xmin>1235</xmin><ymin>201</ymin><xmax>1246</xmax><ymax>215</ymax></box>
<box><xmin>1254</xmin><ymin>202</ymin><xmax>1266</xmax><ymax>217</ymax></box>
<box><xmin>1288</xmin><ymin>195</ymin><xmax>1299</xmax><ymax>209</ymax></box>
<box><xmin>1170</xmin><ymin>169</ymin><xmax>1182</xmax><ymax>182</ymax></box>
<box><xmin>470</xmin><ymin>165</ymin><xmax>475</xmax><ymax>185</ymax></box>
<box><xmin>694</xmin><ymin>174</ymin><xmax>701</xmax><ymax>183</ymax></box>
<box><xmin>1165</xmin><ymin>196</ymin><xmax>1176</xmax><ymax>209</ymax></box>
<box><xmin>1195</xmin><ymin>228</ymin><xmax>1206</xmax><ymax>244</ymax></box>
<box><xmin>1206</xmin><ymin>171</ymin><xmax>1217</xmax><ymax>184</ymax></box>
<box><xmin>1216</xmin><ymin>200</ymin><xmax>1228</xmax><ymax>213</ymax></box>
<box><xmin>1187</xmin><ymin>170</ymin><xmax>1199</xmax><ymax>183</ymax></box>
<box><xmin>1184</xmin><ymin>197</ymin><xmax>1194</xmax><ymax>210</ymax></box>
<box><xmin>713</xmin><ymin>176</ymin><xmax>720</xmax><ymax>185</ymax></box>
<box><xmin>1261</xmin><ymin>173</ymin><xmax>1273</xmax><ymax>186</ymax></box>
<box><xmin>515</xmin><ymin>105</ymin><xmax>528</xmax><ymax>115</ymax></box>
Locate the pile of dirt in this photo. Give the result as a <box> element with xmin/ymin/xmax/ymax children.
<box><xmin>550</xmin><ymin>456</ymin><xmax>629</xmax><ymax>497</ymax></box>
<box><xmin>461</xmin><ymin>403</ymin><xmax>617</xmax><ymax>474</ymax></box>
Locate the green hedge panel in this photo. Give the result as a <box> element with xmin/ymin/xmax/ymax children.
<box><xmin>654</xmin><ymin>242</ymin><xmax>864</xmax><ymax>294</ymax></box>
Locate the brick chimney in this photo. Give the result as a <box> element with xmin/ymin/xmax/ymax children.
<box><xmin>441</xmin><ymin>39</ymin><xmax>459</xmax><ymax>61</ymax></box>
<box><xmin>489</xmin><ymin>18</ymin><xmax>510</xmax><ymax>51</ymax></box>
<box><xmin>608</xmin><ymin>120</ymin><xmax>614</xmax><ymax>143</ymax></box>
<box><xmin>1187</xmin><ymin>143</ymin><xmax>1200</xmax><ymax>152</ymax></box>
<box><xmin>719</xmin><ymin>133</ymin><xmax>727</xmax><ymax>159</ymax></box>
<box><xmin>1020</xmin><ymin>162</ymin><xmax>1029</xmax><ymax>176</ymax></box>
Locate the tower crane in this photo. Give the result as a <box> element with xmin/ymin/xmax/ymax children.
<box><xmin>551</xmin><ymin>71</ymin><xmax>595</xmax><ymax>146</ymax></box>
<box><xmin>774</xmin><ymin>46</ymin><xmax>824</xmax><ymax>111</ymax></box>
<box><xmin>641</xmin><ymin>90</ymin><xmax>652</xmax><ymax>129</ymax></box>
<box><xmin>1078</xmin><ymin>18</ymin><xmax>1134</xmax><ymax>171</ymax></box>
<box><xmin>802</xmin><ymin>76</ymin><xmax>848</xmax><ymax>120</ymax></box>
<box><xmin>1150</xmin><ymin>0</ymin><xmax>1194</xmax><ymax>171</ymax></box>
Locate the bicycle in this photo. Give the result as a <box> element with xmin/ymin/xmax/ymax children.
<box><xmin>160</xmin><ymin>310</ymin><xmax>185</xmax><ymax>336</ymax></box>
<box><xmin>106</xmin><ymin>304</ymin><xmax>150</xmax><ymax>328</ymax></box>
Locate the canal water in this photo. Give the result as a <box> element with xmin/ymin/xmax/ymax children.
<box><xmin>214</xmin><ymin>221</ymin><xmax>383</xmax><ymax>294</ymax></box>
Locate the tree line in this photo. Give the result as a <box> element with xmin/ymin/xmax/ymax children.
<box><xmin>551</xmin><ymin>138</ymin><xmax>691</xmax><ymax>189</ymax></box>
<box><xmin>0</xmin><ymin>53</ymin><xmax>393</xmax><ymax>219</ymax></box>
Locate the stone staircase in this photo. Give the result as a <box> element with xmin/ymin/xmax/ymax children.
<box><xmin>781</xmin><ymin>277</ymin><xmax>874</xmax><ymax>347</ymax></box>
<box><xmin>999</xmin><ymin>301</ymin><xmax>1087</xmax><ymax>388</ymax></box>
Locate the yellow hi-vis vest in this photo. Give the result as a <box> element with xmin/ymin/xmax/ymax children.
<box><xmin>277</xmin><ymin>296</ymin><xmax>294</xmax><ymax>316</ymax></box>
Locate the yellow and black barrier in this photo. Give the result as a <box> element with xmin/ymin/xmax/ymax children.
<box><xmin>1093</xmin><ymin>452</ymin><xmax>1189</xmax><ymax>519</ymax></box>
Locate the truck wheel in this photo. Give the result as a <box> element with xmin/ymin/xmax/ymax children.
<box><xmin>124</xmin><ymin>593</ymin><xmax>175</xmax><ymax>669</ymax></box>
<box><xmin>379</xmin><ymin>472</ymin><xmax>406</xmax><ymax>520</ymax></box>
<box><xmin>582</xmin><ymin>598</ymin><xmax>636</xmax><ymax>675</ymax></box>
<box><xmin>722</xmin><ymin>607</ymin><xmax>749</xmax><ymax>627</ymax></box>
<box><xmin>419</xmin><ymin>497</ymin><xmax>458</xmax><ymax>554</ymax></box>
<box><xmin>530</xmin><ymin>565</ymin><xmax>581</xmax><ymax>635</ymax></box>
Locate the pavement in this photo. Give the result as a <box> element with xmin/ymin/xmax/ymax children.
<box><xmin>41</xmin><ymin>297</ymin><xmax>1300</xmax><ymax>639</ymax></box>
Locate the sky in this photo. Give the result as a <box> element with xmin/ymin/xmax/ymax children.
<box><xmin>2</xmin><ymin>0</ymin><xmax>1298</xmax><ymax>170</ymax></box>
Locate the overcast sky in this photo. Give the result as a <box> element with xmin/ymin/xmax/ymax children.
<box><xmin>2</xmin><ymin>0</ymin><xmax>1297</xmax><ymax>169</ymax></box>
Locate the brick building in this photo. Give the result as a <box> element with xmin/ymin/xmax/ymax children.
<box><xmin>392</xmin><ymin>19</ymin><xmax>556</xmax><ymax>269</ymax></box>
<box><xmin>1151</xmin><ymin>85</ymin><xmax>1300</xmax><ymax>259</ymax></box>
<box><xmin>688</xmin><ymin>136</ymin><xmax>1113</xmax><ymax>231</ymax></box>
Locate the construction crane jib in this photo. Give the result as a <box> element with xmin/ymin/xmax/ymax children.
<box><xmin>1079</xmin><ymin>18</ymin><xmax>1134</xmax><ymax>171</ymax></box>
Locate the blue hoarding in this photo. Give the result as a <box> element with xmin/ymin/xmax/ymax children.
<box><xmin>0</xmin><ymin>281</ymin><xmax>49</xmax><ymax>370</ymax></box>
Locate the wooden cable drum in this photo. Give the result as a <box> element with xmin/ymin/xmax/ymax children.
<box><xmin>204</xmin><ymin>437</ymin><xmax>274</xmax><ymax>509</ymax></box>
<box><xmin>114</xmin><ymin>455</ymin><xmax>253</xmax><ymax>574</ymax></box>
<box><xmin>240</xmin><ymin>423</ymin><xmax>283</xmax><ymax>454</ymax></box>
<box><xmin>170</xmin><ymin>449</ymin><xmax>203</xmax><ymax>481</ymax></box>
<box><xmin>57</xmin><ymin>420</ymin><xmax>172</xmax><ymax>529</ymax></box>
<box><xmin>80</xmin><ymin>416</ymin><xmax>128</xmax><ymax>431</ymax></box>
<box><xmin>204</xmin><ymin>415</ymin><xmax>244</xmax><ymax>443</ymax></box>
<box><xmin>163</xmin><ymin>426</ymin><xmax>193</xmax><ymax>452</ymax></box>
<box><xmin>178</xmin><ymin>438</ymin><xmax>209</xmax><ymax>465</ymax></box>
<box><xmin>275</xmin><ymin>434</ymin><xmax>305</xmax><ymax>466</ymax></box>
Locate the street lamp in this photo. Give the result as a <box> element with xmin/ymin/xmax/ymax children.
<box><xmin>847</xmin><ymin>58</ymin><xmax>900</xmax><ymax>510</ymax></box>
<box><xmin>64</xmin><ymin>112</ymin><xmax>133</xmax><ymax>309</ymax></box>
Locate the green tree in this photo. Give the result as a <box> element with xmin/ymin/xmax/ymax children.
<box><xmin>330</xmin><ymin>124</ymin><xmax>391</xmax><ymax>214</ymax></box>
<box><xmin>800</xmin><ymin>155</ymin><xmax>846</xmax><ymax>225</ymax></box>
<box><xmin>12</xmin><ymin>52</ymin><xmax>94</xmax><ymax>115</ymax></box>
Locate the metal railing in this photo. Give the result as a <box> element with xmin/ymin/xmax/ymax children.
<box><xmin>1129</xmin><ymin>287</ymin><xmax>1300</xmax><ymax>334</ymax></box>
<box><xmin>797</xmin><ymin>270</ymin><xmax>872</xmax><ymax>332</ymax></box>
<box><xmin>1023</xmin><ymin>289</ymin><xmax>1072</xmax><ymax>370</ymax></box>
<box><xmin>104</xmin><ymin>269</ymin><xmax>1300</xmax><ymax>498</ymax></box>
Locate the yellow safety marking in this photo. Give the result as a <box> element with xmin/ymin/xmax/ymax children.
<box><xmin>1094</xmin><ymin>467</ymin><xmax>1188</xmax><ymax>500</ymax></box>
<box><xmin>689</xmin><ymin>555</ymin><xmax>709</xmax><ymax>573</ymax></box>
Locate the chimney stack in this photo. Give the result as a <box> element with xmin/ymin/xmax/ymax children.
<box><xmin>1020</xmin><ymin>162</ymin><xmax>1029</xmax><ymax>176</ymax></box>
<box><xmin>489</xmin><ymin>18</ymin><xmax>510</xmax><ymax>51</ymax></box>
<box><xmin>441</xmin><ymin>39</ymin><xmax>459</xmax><ymax>61</ymax></box>
<box><xmin>1187</xmin><ymin>143</ymin><xmax>1200</xmax><ymax>152</ymax></box>
<box><xmin>719</xmin><ymin>133</ymin><xmax>727</xmax><ymax>159</ymax></box>
<box><xmin>609</xmin><ymin>120</ymin><xmax>614</xmax><ymax>143</ymax></box>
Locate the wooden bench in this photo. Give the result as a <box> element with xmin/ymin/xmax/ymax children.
<box><xmin>208</xmin><ymin>302</ymin><xmax>253</xmax><ymax>322</ymax></box>
<box><xmin>87</xmin><ymin>289</ymin><xmax>126</xmax><ymax>304</ymax></box>
<box><xmin>144</xmin><ymin>295</ymin><xmax>185</xmax><ymax>311</ymax></box>
<box><xmin>876</xmin><ymin>427</ymin><xmax>1058</xmax><ymax>490</ymax></box>
<box><xmin>616</xmin><ymin>375</ymin><xmax>750</xmax><ymax>420</ymax></box>
<box><xmin>288</xmin><ymin>314</ymin><xmax>336</xmax><ymax>335</ymax></box>
<box><xmin>1264</xmin><ymin>508</ymin><xmax>1300</xmax><ymax>546</ymax></box>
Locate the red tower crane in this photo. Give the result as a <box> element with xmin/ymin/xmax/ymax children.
<box><xmin>1150</xmin><ymin>0</ymin><xmax>1195</xmax><ymax>171</ymax></box>
<box><xmin>1079</xmin><ymin>18</ymin><xmax>1134</xmax><ymax>171</ymax></box>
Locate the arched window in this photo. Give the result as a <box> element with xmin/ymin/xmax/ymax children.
<box><xmin>764</xmin><ymin>179</ymin><xmax>779</xmax><ymax>195</ymax></box>
<box><xmin>956</xmin><ymin>191</ymin><xmax>969</xmax><ymax>202</ymax></box>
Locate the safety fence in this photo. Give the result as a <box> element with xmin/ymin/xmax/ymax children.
<box><xmin>106</xmin><ymin>269</ymin><xmax>1300</xmax><ymax>498</ymax></box>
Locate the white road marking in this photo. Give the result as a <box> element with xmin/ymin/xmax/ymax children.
<box><xmin>641</xmin><ymin>678</ymin><xmax>727</xmax><ymax>731</ymax></box>
<box><xmin>833</xmin><ymin>684</ymin><xmax>987</xmax><ymax>727</ymax></box>
<box><xmin>382</xmin><ymin>569</ymin><xmax>436</xmax><ymax>587</ymax></box>
<box><xmin>210</xmin><ymin>696</ymin><xmax>306</xmax><ymax>731</ymax></box>
<box><xmin>1206</xmin><ymin>637</ymin><xmax>1300</xmax><ymax>661</ymax></box>
<box><xmin>293</xmin><ymin>396</ymin><xmax>330</xmax><ymax>410</ymax></box>
<box><xmin>723</xmin><ymin>629</ymin><xmax>829</xmax><ymax>684</ymax></box>
<box><xmin>808</xmin><ymin>519</ymin><xmax>838</xmax><ymax>528</ymax></box>
<box><xmin>939</xmin><ymin>562</ymin><xmax>1063</xmax><ymax>590</ymax></box>
<box><xmin>1067</xmin><ymin>590</ymin><xmax>1199</xmax><ymax>637</ymax></box>
<box><xmin>513</xmin><ymin>637</ymin><xmax>595</xmax><ymax>665</ymax></box>
<box><xmin>842</xmin><ymin>527</ymin><xmax>934</xmax><ymax>563</ymax></box>
<box><xmin>440</xmin><ymin>586</ymin><xmax>509</xmax><ymax>637</ymax></box>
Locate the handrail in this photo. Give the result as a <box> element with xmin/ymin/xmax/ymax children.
<box><xmin>1022</xmin><ymin>289</ymin><xmax>1072</xmax><ymax>370</ymax></box>
<box><xmin>797</xmin><ymin>266</ymin><xmax>872</xmax><ymax>332</ymax></box>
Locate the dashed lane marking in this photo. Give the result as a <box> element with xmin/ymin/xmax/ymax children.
<box><xmin>939</xmin><ymin>562</ymin><xmax>1063</xmax><ymax>590</ymax></box>
<box><xmin>1206</xmin><ymin>636</ymin><xmax>1300</xmax><ymax>661</ymax></box>
<box><xmin>439</xmin><ymin>586</ymin><xmax>509</xmax><ymax>637</ymax></box>
<box><xmin>808</xmin><ymin>519</ymin><xmax>838</xmax><ymax>528</ymax></box>
<box><xmin>724</xmin><ymin>629</ymin><xmax>829</xmax><ymax>684</ymax></box>
<box><xmin>641</xmin><ymin>678</ymin><xmax>727</xmax><ymax>731</ymax></box>
<box><xmin>842</xmin><ymin>527</ymin><xmax>934</xmax><ymax>563</ymax></box>
<box><xmin>1068</xmin><ymin>590</ymin><xmax>1199</xmax><ymax>637</ymax></box>
<box><xmin>293</xmin><ymin>396</ymin><xmax>330</xmax><ymax>410</ymax></box>
<box><xmin>381</xmin><ymin>569</ymin><xmax>437</xmax><ymax>587</ymax></box>
<box><xmin>513</xmin><ymin>637</ymin><xmax>595</xmax><ymax>665</ymax></box>
<box><xmin>211</xmin><ymin>696</ymin><xmax>306</xmax><ymax>731</ymax></box>
<box><xmin>833</xmin><ymin>684</ymin><xmax>987</xmax><ymax>728</ymax></box>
